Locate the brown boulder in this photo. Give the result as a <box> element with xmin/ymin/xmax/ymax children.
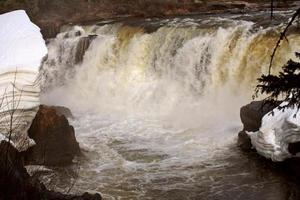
<box><xmin>0</xmin><ymin>141</ymin><xmax>101</xmax><ymax>200</ymax></box>
<box><xmin>24</xmin><ymin>105</ymin><xmax>80</xmax><ymax>166</ymax></box>
<box><xmin>52</xmin><ymin>105</ymin><xmax>74</xmax><ymax>118</ymax></box>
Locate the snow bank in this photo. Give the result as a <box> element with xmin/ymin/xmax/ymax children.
<box><xmin>0</xmin><ymin>10</ymin><xmax>47</xmax><ymax>151</ymax></box>
<box><xmin>248</xmin><ymin>102</ymin><xmax>300</xmax><ymax>161</ymax></box>
<box><xmin>0</xmin><ymin>10</ymin><xmax>47</xmax><ymax>73</ymax></box>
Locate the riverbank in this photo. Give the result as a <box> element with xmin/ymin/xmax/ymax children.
<box><xmin>0</xmin><ymin>105</ymin><xmax>102</xmax><ymax>200</ymax></box>
<box><xmin>1</xmin><ymin>0</ymin><xmax>299</xmax><ymax>38</ymax></box>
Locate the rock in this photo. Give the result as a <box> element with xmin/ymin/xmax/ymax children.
<box><xmin>240</xmin><ymin>101</ymin><xmax>280</xmax><ymax>132</ymax></box>
<box><xmin>240</xmin><ymin>101</ymin><xmax>300</xmax><ymax>161</ymax></box>
<box><xmin>237</xmin><ymin>130</ymin><xmax>252</xmax><ymax>151</ymax></box>
<box><xmin>0</xmin><ymin>1</ymin><xmax>297</xmax><ymax>38</ymax></box>
<box><xmin>248</xmin><ymin>102</ymin><xmax>300</xmax><ymax>161</ymax></box>
<box><xmin>238</xmin><ymin>101</ymin><xmax>280</xmax><ymax>151</ymax></box>
<box><xmin>288</xmin><ymin>142</ymin><xmax>300</xmax><ymax>156</ymax></box>
<box><xmin>0</xmin><ymin>141</ymin><xmax>102</xmax><ymax>200</ymax></box>
<box><xmin>52</xmin><ymin>105</ymin><xmax>74</xmax><ymax>118</ymax></box>
<box><xmin>24</xmin><ymin>105</ymin><xmax>80</xmax><ymax>166</ymax></box>
<box><xmin>0</xmin><ymin>141</ymin><xmax>31</xmax><ymax>200</ymax></box>
<box><xmin>75</xmin><ymin>35</ymin><xmax>97</xmax><ymax>64</ymax></box>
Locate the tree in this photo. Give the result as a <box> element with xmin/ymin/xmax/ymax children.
<box><xmin>255</xmin><ymin>2</ymin><xmax>300</xmax><ymax>110</ymax></box>
<box><xmin>0</xmin><ymin>69</ymin><xmax>27</xmax><ymax>168</ymax></box>
<box><xmin>255</xmin><ymin>53</ymin><xmax>300</xmax><ymax>111</ymax></box>
<box><xmin>268</xmin><ymin>7</ymin><xmax>300</xmax><ymax>74</ymax></box>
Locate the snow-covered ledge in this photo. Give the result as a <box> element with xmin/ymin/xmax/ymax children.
<box><xmin>0</xmin><ymin>10</ymin><xmax>47</xmax><ymax>151</ymax></box>
<box><xmin>247</xmin><ymin>102</ymin><xmax>300</xmax><ymax>162</ymax></box>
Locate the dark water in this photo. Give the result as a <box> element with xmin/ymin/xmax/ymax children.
<box><xmin>38</xmin><ymin>11</ymin><xmax>300</xmax><ymax>200</ymax></box>
<box><xmin>35</xmin><ymin>125</ymin><xmax>300</xmax><ymax>200</ymax></box>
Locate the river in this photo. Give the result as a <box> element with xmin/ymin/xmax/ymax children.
<box><xmin>39</xmin><ymin>11</ymin><xmax>300</xmax><ymax>200</ymax></box>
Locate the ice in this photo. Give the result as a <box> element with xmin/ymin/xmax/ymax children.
<box><xmin>0</xmin><ymin>10</ymin><xmax>47</xmax><ymax>151</ymax></box>
<box><xmin>248</xmin><ymin>102</ymin><xmax>300</xmax><ymax>161</ymax></box>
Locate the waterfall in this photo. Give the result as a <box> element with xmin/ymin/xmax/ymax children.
<box><xmin>39</xmin><ymin>16</ymin><xmax>300</xmax><ymax>199</ymax></box>
<box><xmin>41</xmin><ymin>18</ymin><xmax>300</xmax><ymax>118</ymax></box>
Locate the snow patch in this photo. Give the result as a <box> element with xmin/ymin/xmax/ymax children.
<box><xmin>0</xmin><ymin>10</ymin><xmax>47</xmax><ymax>151</ymax></box>
<box><xmin>0</xmin><ymin>10</ymin><xmax>47</xmax><ymax>73</ymax></box>
<box><xmin>248</xmin><ymin>102</ymin><xmax>300</xmax><ymax>161</ymax></box>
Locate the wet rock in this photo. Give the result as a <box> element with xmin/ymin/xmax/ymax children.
<box><xmin>40</xmin><ymin>22</ymin><xmax>62</xmax><ymax>39</ymax></box>
<box><xmin>240</xmin><ymin>101</ymin><xmax>280</xmax><ymax>132</ymax></box>
<box><xmin>239</xmin><ymin>101</ymin><xmax>300</xmax><ymax>161</ymax></box>
<box><xmin>237</xmin><ymin>130</ymin><xmax>252</xmax><ymax>151</ymax></box>
<box><xmin>52</xmin><ymin>105</ymin><xmax>74</xmax><ymax>118</ymax></box>
<box><xmin>0</xmin><ymin>1</ymin><xmax>297</xmax><ymax>39</ymax></box>
<box><xmin>238</xmin><ymin>101</ymin><xmax>280</xmax><ymax>151</ymax></box>
<box><xmin>75</xmin><ymin>35</ymin><xmax>97</xmax><ymax>64</ymax></box>
<box><xmin>207</xmin><ymin>2</ymin><xmax>231</xmax><ymax>10</ymax></box>
<box><xmin>0</xmin><ymin>141</ymin><xmax>31</xmax><ymax>200</ymax></box>
<box><xmin>24</xmin><ymin>105</ymin><xmax>80</xmax><ymax>166</ymax></box>
<box><xmin>247</xmin><ymin>102</ymin><xmax>300</xmax><ymax>161</ymax></box>
<box><xmin>0</xmin><ymin>141</ymin><xmax>101</xmax><ymax>200</ymax></box>
<box><xmin>288</xmin><ymin>142</ymin><xmax>300</xmax><ymax>156</ymax></box>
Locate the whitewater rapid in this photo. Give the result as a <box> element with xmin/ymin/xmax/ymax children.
<box><xmin>40</xmin><ymin>14</ymin><xmax>300</xmax><ymax>199</ymax></box>
<box><xmin>41</xmin><ymin>15</ymin><xmax>300</xmax><ymax>115</ymax></box>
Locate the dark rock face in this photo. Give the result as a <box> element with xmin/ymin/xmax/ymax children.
<box><xmin>0</xmin><ymin>0</ymin><xmax>297</xmax><ymax>38</ymax></box>
<box><xmin>238</xmin><ymin>100</ymin><xmax>300</xmax><ymax>157</ymax></box>
<box><xmin>25</xmin><ymin>105</ymin><xmax>80</xmax><ymax>166</ymax></box>
<box><xmin>240</xmin><ymin>101</ymin><xmax>279</xmax><ymax>132</ymax></box>
<box><xmin>238</xmin><ymin>101</ymin><xmax>280</xmax><ymax>151</ymax></box>
<box><xmin>288</xmin><ymin>142</ymin><xmax>300</xmax><ymax>155</ymax></box>
<box><xmin>75</xmin><ymin>35</ymin><xmax>97</xmax><ymax>64</ymax></box>
<box><xmin>0</xmin><ymin>141</ymin><xmax>101</xmax><ymax>200</ymax></box>
<box><xmin>237</xmin><ymin>130</ymin><xmax>253</xmax><ymax>151</ymax></box>
<box><xmin>52</xmin><ymin>105</ymin><xmax>74</xmax><ymax>118</ymax></box>
<box><xmin>0</xmin><ymin>141</ymin><xmax>32</xmax><ymax>200</ymax></box>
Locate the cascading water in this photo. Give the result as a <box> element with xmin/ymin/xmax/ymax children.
<box><xmin>40</xmin><ymin>13</ymin><xmax>300</xmax><ymax>200</ymax></box>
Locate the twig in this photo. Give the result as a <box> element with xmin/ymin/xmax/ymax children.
<box><xmin>271</xmin><ymin>0</ymin><xmax>274</xmax><ymax>20</ymax></box>
<box><xmin>268</xmin><ymin>8</ymin><xmax>300</xmax><ymax>74</ymax></box>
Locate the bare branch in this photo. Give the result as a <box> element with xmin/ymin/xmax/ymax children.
<box><xmin>271</xmin><ymin>0</ymin><xmax>274</xmax><ymax>20</ymax></box>
<box><xmin>269</xmin><ymin>8</ymin><xmax>300</xmax><ymax>74</ymax></box>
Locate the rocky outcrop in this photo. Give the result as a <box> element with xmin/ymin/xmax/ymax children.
<box><xmin>52</xmin><ymin>105</ymin><xmax>74</xmax><ymax>118</ymax></box>
<box><xmin>24</xmin><ymin>105</ymin><xmax>80</xmax><ymax>166</ymax></box>
<box><xmin>75</xmin><ymin>35</ymin><xmax>97</xmax><ymax>64</ymax></box>
<box><xmin>240</xmin><ymin>101</ymin><xmax>280</xmax><ymax>132</ymax></box>
<box><xmin>248</xmin><ymin>102</ymin><xmax>300</xmax><ymax>161</ymax></box>
<box><xmin>0</xmin><ymin>0</ymin><xmax>298</xmax><ymax>38</ymax></box>
<box><xmin>237</xmin><ymin>130</ymin><xmax>253</xmax><ymax>151</ymax></box>
<box><xmin>0</xmin><ymin>141</ymin><xmax>101</xmax><ymax>200</ymax></box>
<box><xmin>238</xmin><ymin>101</ymin><xmax>300</xmax><ymax>161</ymax></box>
<box><xmin>289</xmin><ymin>141</ymin><xmax>300</xmax><ymax>156</ymax></box>
<box><xmin>238</xmin><ymin>101</ymin><xmax>280</xmax><ymax>151</ymax></box>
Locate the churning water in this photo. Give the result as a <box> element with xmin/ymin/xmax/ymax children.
<box><xmin>40</xmin><ymin>11</ymin><xmax>300</xmax><ymax>199</ymax></box>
